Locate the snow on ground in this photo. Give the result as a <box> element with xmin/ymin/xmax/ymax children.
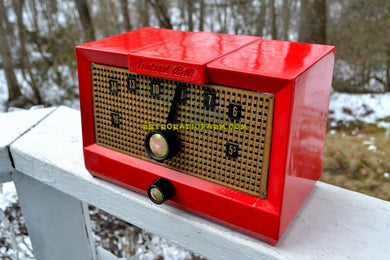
<box><xmin>135</xmin><ymin>233</ymin><xmax>193</xmax><ymax>260</ymax></box>
<box><xmin>0</xmin><ymin>182</ymin><xmax>18</xmax><ymax>211</ymax></box>
<box><xmin>328</xmin><ymin>91</ymin><xmax>390</xmax><ymax>128</ymax></box>
<box><xmin>0</xmin><ymin>182</ymin><xmax>34</xmax><ymax>259</ymax></box>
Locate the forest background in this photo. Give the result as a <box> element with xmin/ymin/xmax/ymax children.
<box><xmin>1</xmin><ymin>0</ymin><xmax>390</xmax><ymax>259</ymax></box>
<box><xmin>1</xmin><ymin>0</ymin><xmax>389</xmax><ymax>109</ymax></box>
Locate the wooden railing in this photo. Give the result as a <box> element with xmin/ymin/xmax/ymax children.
<box><xmin>1</xmin><ymin>106</ymin><xmax>390</xmax><ymax>260</ymax></box>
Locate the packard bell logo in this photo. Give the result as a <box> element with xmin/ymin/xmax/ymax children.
<box><xmin>135</xmin><ymin>60</ymin><xmax>195</xmax><ymax>79</ymax></box>
<box><xmin>136</xmin><ymin>60</ymin><xmax>170</xmax><ymax>75</ymax></box>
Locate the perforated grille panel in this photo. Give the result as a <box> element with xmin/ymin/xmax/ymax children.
<box><xmin>92</xmin><ymin>64</ymin><xmax>274</xmax><ymax>198</ymax></box>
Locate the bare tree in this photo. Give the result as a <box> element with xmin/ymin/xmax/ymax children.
<box><xmin>255</xmin><ymin>0</ymin><xmax>267</xmax><ymax>36</ymax></box>
<box><xmin>199</xmin><ymin>0</ymin><xmax>205</xmax><ymax>31</ymax></box>
<box><xmin>186</xmin><ymin>0</ymin><xmax>194</xmax><ymax>31</ymax></box>
<box><xmin>147</xmin><ymin>0</ymin><xmax>173</xmax><ymax>29</ymax></box>
<box><xmin>211</xmin><ymin>0</ymin><xmax>230</xmax><ymax>34</ymax></box>
<box><xmin>270</xmin><ymin>0</ymin><xmax>278</xmax><ymax>39</ymax></box>
<box><xmin>75</xmin><ymin>0</ymin><xmax>96</xmax><ymax>42</ymax></box>
<box><xmin>298</xmin><ymin>0</ymin><xmax>326</xmax><ymax>44</ymax></box>
<box><xmin>328</xmin><ymin>0</ymin><xmax>390</xmax><ymax>92</ymax></box>
<box><xmin>0</xmin><ymin>0</ymin><xmax>22</xmax><ymax>105</ymax></box>
<box><xmin>137</xmin><ymin>0</ymin><xmax>150</xmax><ymax>28</ymax></box>
<box><xmin>12</xmin><ymin>0</ymin><xmax>42</xmax><ymax>104</ymax></box>
<box><xmin>120</xmin><ymin>0</ymin><xmax>132</xmax><ymax>31</ymax></box>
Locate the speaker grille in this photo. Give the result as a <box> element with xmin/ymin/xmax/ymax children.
<box><xmin>92</xmin><ymin>64</ymin><xmax>274</xmax><ymax>198</ymax></box>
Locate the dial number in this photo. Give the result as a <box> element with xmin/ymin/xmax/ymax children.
<box><xmin>109</xmin><ymin>78</ymin><xmax>119</xmax><ymax>94</ymax></box>
<box><xmin>229</xmin><ymin>103</ymin><xmax>242</xmax><ymax>120</ymax></box>
<box><xmin>110</xmin><ymin>112</ymin><xmax>121</xmax><ymax>127</ymax></box>
<box><xmin>226</xmin><ymin>142</ymin><xmax>239</xmax><ymax>158</ymax></box>
<box><xmin>150</xmin><ymin>80</ymin><xmax>162</xmax><ymax>97</ymax></box>
<box><xmin>204</xmin><ymin>90</ymin><xmax>216</xmax><ymax>109</ymax></box>
<box><xmin>127</xmin><ymin>76</ymin><xmax>137</xmax><ymax>92</ymax></box>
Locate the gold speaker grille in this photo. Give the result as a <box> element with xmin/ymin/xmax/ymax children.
<box><xmin>92</xmin><ymin>64</ymin><xmax>274</xmax><ymax>198</ymax></box>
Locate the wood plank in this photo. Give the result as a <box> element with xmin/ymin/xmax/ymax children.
<box><xmin>0</xmin><ymin>107</ymin><xmax>55</xmax><ymax>148</ymax></box>
<box><xmin>0</xmin><ymin>107</ymin><xmax>55</xmax><ymax>182</ymax></box>
<box><xmin>9</xmin><ymin>106</ymin><xmax>390</xmax><ymax>260</ymax></box>
<box><xmin>12</xmin><ymin>171</ymin><xmax>97</xmax><ymax>260</ymax></box>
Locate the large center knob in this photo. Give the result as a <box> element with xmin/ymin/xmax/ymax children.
<box><xmin>145</xmin><ymin>130</ymin><xmax>178</xmax><ymax>162</ymax></box>
<box><xmin>149</xmin><ymin>132</ymin><xmax>169</xmax><ymax>158</ymax></box>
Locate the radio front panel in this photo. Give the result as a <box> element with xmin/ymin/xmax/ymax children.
<box><xmin>92</xmin><ymin>63</ymin><xmax>274</xmax><ymax>198</ymax></box>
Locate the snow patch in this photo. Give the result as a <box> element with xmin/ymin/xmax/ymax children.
<box><xmin>367</xmin><ymin>145</ymin><xmax>377</xmax><ymax>152</ymax></box>
<box><xmin>328</xmin><ymin>92</ymin><xmax>390</xmax><ymax>125</ymax></box>
<box><xmin>0</xmin><ymin>182</ymin><xmax>18</xmax><ymax>211</ymax></box>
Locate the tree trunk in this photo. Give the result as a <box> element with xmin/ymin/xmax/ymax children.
<box><xmin>137</xmin><ymin>0</ymin><xmax>150</xmax><ymax>28</ymax></box>
<box><xmin>186</xmin><ymin>0</ymin><xmax>194</xmax><ymax>31</ymax></box>
<box><xmin>199</xmin><ymin>0</ymin><xmax>205</xmax><ymax>31</ymax></box>
<box><xmin>222</xmin><ymin>1</ymin><xmax>228</xmax><ymax>34</ymax></box>
<box><xmin>270</xmin><ymin>0</ymin><xmax>278</xmax><ymax>39</ymax></box>
<box><xmin>74</xmin><ymin>0</ymin><xmax>96</xmax><ymax>42</ymax></box>
<box><xmin>147</xmin><ymin>0</ymin><xmax>172</xmax><ymax>29</ymax></box>
<box><xmin>281</xmin><ymin>0</ymin><xmax>291</xmax><ymax>41</ymax></box>
<box><xmin>256</xmin><ymin>0</ymin><xmax>267</xmax><ymax>36</ymax></box>
<box><xmin>0</xmin><ymin>0</ymin><xmax>22</xmax><ymax>102</ymax></box>
<box><xmin>120</xmin><ymin>0</ymin><xmax>132</xmax><ymax>32</ymax></box>
<box><xmin>298</xmin><ymin>0</ymin><xmax>327</xmax><ymax>44</ymax></box>
<box><xmin>13</xmin><ymin>0</ymin><xmax>42</xmax><ymax>104</ymax></box>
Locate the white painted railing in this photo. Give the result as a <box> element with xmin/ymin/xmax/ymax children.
<box><xmin>1</xmin><ymin>106</ymin><xmax>390</xmax><ymax>260</ymax></box>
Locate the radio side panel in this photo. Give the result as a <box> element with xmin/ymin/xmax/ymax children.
<box><xmin>279</xmin><ymin>51</ymin><xmax>336</xmax><ymax>238</ymax></box>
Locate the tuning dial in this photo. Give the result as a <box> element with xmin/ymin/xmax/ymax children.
<box><xmin>145</xmin><ymin>130</ymin><xmax>178</xmax><ymax>162</ymax></box>
<box><xmin>147</xmin><ymin>178</ymin><xmax>175</xmax><ymax>204</ymax></box>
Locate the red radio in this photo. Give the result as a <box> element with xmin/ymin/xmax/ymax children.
<box><xmin>76</xmin><ymin>27</ymin><xmax>335</xmax><ymax>245</ymax></box>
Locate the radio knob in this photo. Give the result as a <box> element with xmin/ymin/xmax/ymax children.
<box><xmin>145</xmin><ymin>130</ymin><xmax>178</xmax><ymax>162</ymax></box>
<box><xmin>147</xmin><ymin>178</ymin><xmax>175</xmax><ymax>204</ymax></box>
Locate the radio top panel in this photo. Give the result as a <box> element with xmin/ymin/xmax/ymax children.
<box><xmin>128</xmin><ymin>31</ymin><xmax>258</xmax><ymax>84</ymax></box>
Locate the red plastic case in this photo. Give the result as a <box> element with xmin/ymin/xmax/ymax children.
<box><xmin>76</xmin><ymin>27</ymin><xmax>335</xmax><ymax>245</ymax></box>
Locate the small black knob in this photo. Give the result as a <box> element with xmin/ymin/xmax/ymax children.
<box><xmin>147</xmin><ymin>178</ymin><xmax>175</xmax><ymax>204</ymax></box>
<box><xmin>145</xmin><ymin>130</ymin><xmax>178</xmax><ymax>162</ymax></box>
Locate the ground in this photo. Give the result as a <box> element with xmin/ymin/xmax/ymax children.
<box><xmin>321</xmin><ymin>128</ymin><xmax>390</xmax><ymax>201</ymax></box>
<box><xmin>323</xmin><ymin>91</ymin><xmax>390</xmax><ymax>201</ymax></box>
